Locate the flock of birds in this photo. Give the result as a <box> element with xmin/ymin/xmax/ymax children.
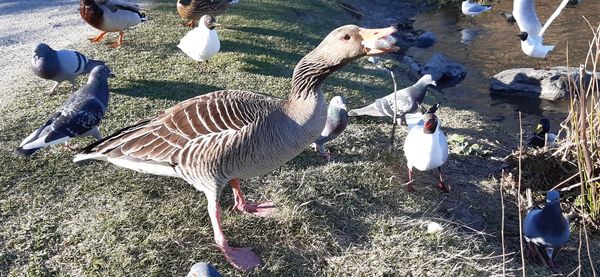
<box><xmin>13</xmin><ymin>0</ymin><xmax>575</xmax><ymax>274</ymax></box>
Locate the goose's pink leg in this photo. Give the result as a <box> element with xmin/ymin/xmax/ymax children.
<box><xmin>230</xmin><ymin>179</ymin><xmax>276</xmax><ymax>217</ymax></box>
<box><xmin>206</xmin><ymin>196</ymin><xmax>263</xmax><ymax>271</ymax></box>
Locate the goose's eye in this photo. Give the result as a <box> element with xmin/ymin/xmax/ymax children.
<box><xmin>342</xmin><ymin>34</ymin><xmax>351</xmax><ymax>41</ymax></box>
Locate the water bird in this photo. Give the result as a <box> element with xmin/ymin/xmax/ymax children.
<box><xmin>177</xmin><ymin>0</ymin><xmax>239</xmax><ymax>27</ymax></box>
<box><xmin>80</xmin><ymin>0</ymin><xmax>148</xmax><ymax>47</ymax></box>
<box><xmin>461</xmin><ymin>0</ymin><xmax>493</xmax><ymax>18</ymax></box>
<box><xmin>312</xmin><ymin>96</ymin><xmax>348</xmax><ymax>161</ymax></box>
<box><xmin>17</xmin><ymin>65</ymin><xmax>113</xmax><ymax>156</ymax></box>
<box><xmin>178</xmin><ymin>15</ymin><xmax>221</xmax><ymax>68</ymax></box>
<box><xmin>403</xmin><ymin>104</ymin><xmax>449</xmax><ymax>192</ymax></box>
<box><xmin>31</xmin><ymin>43</ymin><xmax>105</xmax><ymax>95</ymax></box>
<box><xmin>513</xmin><ymin>0</ymin><xmax>570</xmax><ymax>69</ymax></box>
<box><xmin>527</xmin><ymin>118</ymin><xmax>556</xmax><ymax>148</ymax></box>
<box><xmin>524</xmin><ymin>190</ymin><xmax>570</xmax><ymax>268</ymax></box>
<box><xmin>73</xmin><ymin>25</ymin><xmax>400</xmax><ymax>271</ymax></box>
<box><xmin>347</xmin><ymin>74</ymin><xmax>436</xmax><ymax>126</ymax></box>
<box><xmin>186</xmin><ymin>262</ymin><xmax>222</xmax><ymax>277</ymax></box>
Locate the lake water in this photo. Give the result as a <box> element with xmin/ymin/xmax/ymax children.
<box><xmin>407</xmin><ymin>0</ymin><xmax>600</xmax><ymax>132</ymax></box>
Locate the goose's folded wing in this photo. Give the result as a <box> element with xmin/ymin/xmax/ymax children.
<box><xmin>76</xmin><ymin>90</ymin><xmax>281</xmax><ymax>164</ymax></box>
<box><xmin>539</xmin><ymin>0</ymin><xmax>570</xmax><ymax>37</ymax></box>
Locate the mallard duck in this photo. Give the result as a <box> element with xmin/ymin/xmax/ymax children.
<box><xmin>312</xmin><ymin>96</ymin><xmax>348</xmax><ymax>161</ymax></box>
<box><xmin>528</xmin><ymin>118</ymin><xmax>557</xmax><ymax>148</ymax></box>
<box><xmin>31</xmin><ymin>43</ymin><xmax>106</xmax><ymax>95</ymax></box>
<box><xmin>80</xmin><ymin>0</ymin><xmax>148</xmax><ymax>48</ymax></box>
<box><xmin>403</xmin><ymin>104</ymin><xmax>449</xmax><ymax>192</ymax></box>
<box><xmin>524</xmin><ymin>190</ymin><xmax>570</xmax><ymax>268</ymax></box>
<box><xmin>177</xmin><ymin>0</ymin><xmax>239</xmax><ymax>27</ymax></box>
<box><xmin>177</xmin><ymin>15</ymin><xmax>221</xmax><ymax>64</ymax></box>
<box><xmin>348</xmin><ymin>74</ymin><xmax>436</xmax><ymax>125</ymax></box>
<box><xmin>17</xmin><ymin>65</ymin><xmax>113</xmax><ymax>156</ymax></box>
<box><xmin>74</xmin><ymin>25</ymin><xmax>399</xmax><ymax>271</ymax></box>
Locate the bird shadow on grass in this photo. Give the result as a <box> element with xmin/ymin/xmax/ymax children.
<box><xmin>110</xmin><ymin>79</ymin><xmax>222</xmax><ymax>102</ymax></box>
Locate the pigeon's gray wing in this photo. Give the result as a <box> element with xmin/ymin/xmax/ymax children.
<box><xmin>348</xmin><ymin>90</ymin><xmax>413</xmax><ymax>117</ymax></box>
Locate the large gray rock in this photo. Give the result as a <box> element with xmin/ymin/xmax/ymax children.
<box><xmin>490</xmin><ymin>67</ymin><xmax>581</xmax><ymax>100</ymax></box>
<box><xmin>420</xmin><ymin>53</ymin><xmax>466</xmax><ymax>89</ymax></box>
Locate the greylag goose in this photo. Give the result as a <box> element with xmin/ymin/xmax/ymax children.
<box><xmin>80</xmin><ymin>0</ymin><xmax>148</xmax><ymax>48</ymax></box>
<box><xmin>177</xmin><ymin>0</ymin><xmax>239</xmax><ymax>27</ymax></box>
<box><xmin>348</xmin><ymin>74</ymin><xmax>436</xmax><ymax>125</ymax></box>
<box><xmin>17</xmin><ymin>65</ymin><xmax>113</xmax><ymax>156</ymax></box>
<box><xmin>312</xmin><ymin>96</ymin><xmax>348</xmax><ymax>161</ymax></box>
<box><xmin>31</xmin><ymin>43</ymin><xmax>106</xmax><ymax>95</ymax></box>
<box><xmin>524</xmin><ymin>190</ymin><xmax>570</xmax><ymax>268</ymax></box>
<box><xmin>528</xmin><ymin>118</ymin><xmax>557</xmax><ymax>148</ymax></box>
<box><xmin>403</xmin><ymin>104</ymin><xmax>449</xmax><ymax>192</ymax></box>
<box><xmin>177</xmin><ymin>15</ymin><xmax>221</xmax><ymax>65</ymax></box>
<box><xmin>74</xmin><ymin>25</ymin><xmax>399</xmax><ymax>271</ymax></box>
<box><xmin>513</xmin><ymin>0</ymin><xmax>570</xmax><ymax>69</ymax></box>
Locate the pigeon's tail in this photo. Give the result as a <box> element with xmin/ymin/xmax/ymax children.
<box><xmin>228</xmin><ymin>0</ymin><xmax>240</xmax><ymax>4</ymax></box>
<box><xmin>348</xmin><ymin>104</ymin><xmax>386</xmax><ymax>117</ymax></box>
<box><xmin>15</xmin><ymin>146</ymin><xmax>40</xmax><ymax>157</ymax></box>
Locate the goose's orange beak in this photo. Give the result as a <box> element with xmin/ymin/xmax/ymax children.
<box><xmin>359</xmin><ymin>26</ymin><xmax>400</xmax><ymax>55</ymax></box>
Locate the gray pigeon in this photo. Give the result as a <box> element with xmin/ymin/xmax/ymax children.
<box><xmin>186</xmin><ymin>262</ymin><xmax>222</xmax><ymax>277</ymax></box>
<box><xmin>17</xmin><ymin>65</ymin><xmax>113</xmax><ymax>156</ymax></box>
<box><xmin>348</xmin><ymin>74</ymin><xmax>436</xmax><ymax>125</ymax></box>
<box><xmin>523</xmin><ymin>190</ymin><xmax>570</xmax><ymax>268</ymax></box>
<box><xmin>313</xmin><ymin>96</ymin><xmax>348</xmax><ymax>160</ymax></box>
<box><xmin>31</xmin><ymin>43</ymin><xmax>105</xmax><ymax>95</ymax></box>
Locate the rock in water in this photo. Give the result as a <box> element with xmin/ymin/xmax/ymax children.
<box><xmin>420</xmin><ymin>53</ymin><xmax>466</xmax><ymax>89</ymax></box>
<box><xmin>489</xmin><ymin>66</ymin><xmax>598</xmax><ymax>100</ymax></box>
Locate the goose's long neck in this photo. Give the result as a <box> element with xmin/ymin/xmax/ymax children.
<box><xmin>290</xmin><ymin>55</ymin><xmax>343</xmax><ymax>101</ymax></box>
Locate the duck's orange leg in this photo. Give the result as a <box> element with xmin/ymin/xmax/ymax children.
<box><xmin>107</xmin><ymin>31</ymin><xmax>125</xmax><ymax>48</ymax></box>
<box><xmin>184</xmin><ymin>19</ymin><xmax>196</xmax><ymax>27</ymax></box>
<box><xmin>88</xmin><ymin>32</ymin><xmax>108</xmax><ymax>43</ymax></box>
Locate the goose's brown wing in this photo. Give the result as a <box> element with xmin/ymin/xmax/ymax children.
<box><xmin>79</xmin><ymin>90</ymin><xmax>282</xmax><ymax>165</ymax></box>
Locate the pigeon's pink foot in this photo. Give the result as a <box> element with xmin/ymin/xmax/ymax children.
<box><xmin>322</xmin><ymin>152</ymin><xmax>332</xmax><ymax>161</ymax></box>
<box><xmin>437</xmin><ymin>181</ymin><xmax>450</xmax><ymax>193</ymax></box>
<box><xmin>221</xmin><ymin>246</ymin><xmax>263</xmax><ymax>272</ymax></box>
<box><xmin>236</xmin><ymin>201</ymin><xmax>276</xmax><ymax>217</ymax></box>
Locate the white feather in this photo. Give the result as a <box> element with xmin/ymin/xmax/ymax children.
<box><xmin>404</xmin><ymin>119</ymin><xmax>448</xmax><ymax>171</ymax></box>
<box><xmin>178</xmin><ymin>23</ymin><xmax>220</xmax><ymax>62</ymax></box>
<box><xmin>73</xmin><ymin>153</ymin><xmax>179</xmax><ymax>177</ymax></box>
<box><xmin>20</xmin><ymin>127</ymin><xmax>69</xmax><ymax>150</ymax></box>
<box><xmin>539</xmin><ymin>0</ymin><xmax>570</xmax><ymax>37</ymax></box>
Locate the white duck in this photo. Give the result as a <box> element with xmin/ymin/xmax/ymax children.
<box><xmin>178</xmin><ymin>15</ymin><xmax>221</xmax><ymax>65</ymax></box>
<box><xmin>403</xmin><ymin>104</ymin><xmax>449</xmax><ymax>192</ymax></box>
